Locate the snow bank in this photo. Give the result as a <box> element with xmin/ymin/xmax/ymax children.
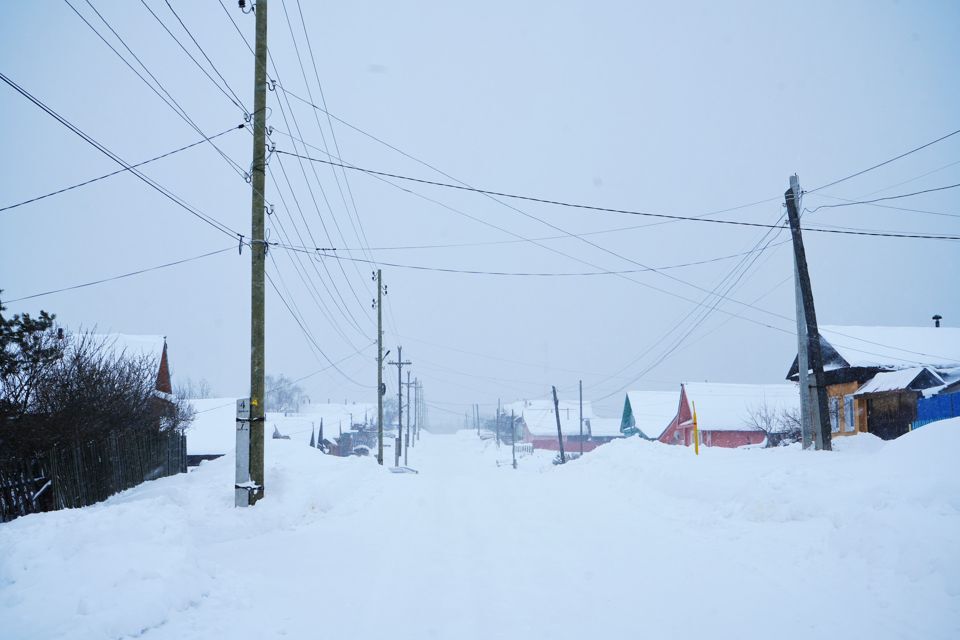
<box><xmin>1</xmin><ymin>422</ymin><xmax>958</xmax><ymax>639</ymax></box>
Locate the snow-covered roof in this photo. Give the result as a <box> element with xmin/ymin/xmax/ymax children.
<box><xmin>90</xmin><ymin>333</ymin><xmax>166</xmax><ymax>362</ymax></box>
<box><xmin>855</xmin><ymin>367</ymin><xmax>944</xmax><ymax>396</ymax></box>
<box><xmin>509</xmin><ymin>399</ymin><xmax>594</xmax><ymax>437</ymax></box>
<box><xmin>683</xmin><ymin>383</ymin><xmax>799</xmax><ymax>432</ymax></box>
<box><xmin>819</xmin><ymin>325</ymin><xmax>960</xmax><ymax>370</ymax></box>
<box><xmin>624</xmin><ymin>390</ymin><xmax>682</xmax><ymax>439</ymax></box>
<box><xmin>588</xmin><ymin>417</ymin><xmax>623</xmax><ymax>438</ymax></box>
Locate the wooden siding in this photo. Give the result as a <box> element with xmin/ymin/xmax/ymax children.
<box><xmin>827</xmin><ymin>381</ymin><xmax>862</xmax><ymax>436</ymax></box>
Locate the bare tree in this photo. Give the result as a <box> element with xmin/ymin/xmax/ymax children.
<box><xmin>264</xmin><ymin>374</ymin><xmax>304</xmax><ymax>413</ymax></box>
<box><xmin>1</xmin><ymin>328</ymin><xmax>193</xmax><ymax>459</ymax></box>
<box><xmin>175</xmin><ymin>377</ymin><xmax>214</xmax><ymax>400</ymax></box>
<box><xmin>746</xmin><ymin>402</ymin><xmax>802</xmax><ymax>447</ymax></box>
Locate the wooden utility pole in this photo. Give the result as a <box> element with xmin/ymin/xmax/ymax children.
<box><xmin>552</xmin><ymin>385</ymin><xmax>566</xmax><ymax>464</ymax></box>
<box><xmin>579</xmin><ymin>379</ymin><xmax>584</xmax><ymax>456</ymax></box>
<box><xmin>511</xmin><ymin>409</ymin><xmax>517</xmax><ymax>469</ymax></box>
<box><xmin>388</xmin><ymin>347</ymin><xmax>411</xmax><ymax>466</ymax></box>
<box><xmin>410</xmin><ymin>378</ymin><xmax>420</xmax><ymax>446</ymax></box>
<box><xmin>375</xmin><ymin>269</ymin><xmax>385</xmax><ymax>465</ymax></box>
<box><xmin>496</xmin><ymin>398</ymin><xmax>501</xmax><ymax>448</ymax></box>
<box><xmin>785</xmin><ymin>175</ymin><xmax>832</xmax><ymax>451</ymax></box>
<box><xmin>402</xmin><ymin>371</ymin><xmax>414</xmax><ymax>465</ymax></box>
<box><xmin>237</xmin><ymin>0</ymin><xmax>268</xmax><ymax>507</ymax></box>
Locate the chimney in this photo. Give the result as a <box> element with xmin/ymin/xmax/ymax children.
<box><xmin>933</xmin><ymin>314</ymin><xmax>942</xmax><ymax>328</ymax></box>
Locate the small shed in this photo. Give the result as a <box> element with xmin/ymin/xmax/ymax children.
<box><xmin>854</xmin><ymin>367</ymin><xmax>945</xmax><ymax>439</ymax></box>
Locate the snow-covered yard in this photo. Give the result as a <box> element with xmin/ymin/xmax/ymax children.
<box><xmin>2</xmin><ymin>420</ymin><xmax>958</xmax><ymax>639</ymax></box>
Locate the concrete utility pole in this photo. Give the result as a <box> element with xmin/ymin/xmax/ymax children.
<box><xmin>388</xmin><ymin>346</ymin><xmax>411</xmax><ymax>466</ymax></box>
<box><xmin>579</xmin><ymin>379</ymin><xmax>584</xmax><ymax>456</ymax></box>
<box><xmin>374</xmin><ymin>269</ymin><xmax>386</xmax><ymax>465</ymax></box>
<box><xmin>552</xmin><ymin>385</ymin><xmax>566</xmax><ymax>464</ymax></box>
<box><xmin>496</xmin><ymin>399</ymin><xmax>501</xmax><ymax>448</ymax></box>
<box><xmin>237</xmin><ymin>0</ymin><xmax>268</xmax><ymax>508</ymax></box>
<box><xmin>794</xmin><ymin>247</ymin><xmax>814</xmax><ymax>450</ymax></box>
<box><xmin>785</xmin><ymin>175</ymin><xmax>832</xmax><ymax>451</ymax></box>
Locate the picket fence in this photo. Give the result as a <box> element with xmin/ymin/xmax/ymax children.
<box><xmin>0</xmin><ymin>428</ymin><xmax>186</xmax><ymax>523</ymax></box>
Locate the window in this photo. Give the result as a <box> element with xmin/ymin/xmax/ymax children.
<box><xmin>844</xmin><ymin>395</ymin><xmax>856</xmax><ymax>433</ymax></box>
<box><xmin>829</xmin><ymin>397</ymin><xmax>840</xmax><ymax>433</ymax></box>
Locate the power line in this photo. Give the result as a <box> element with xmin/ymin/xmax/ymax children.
<box><xmin>805</xmin><ymin>127</ymin><xmax>960</xmax><ymax>193</ymax></box>
<box><xmin>806</xmin><ymin>193</ymin><xmax>960</xmax><ymax>219</ymax></box>
<box><xmin>265</xmin><ymin>270</ymin><xmax>371</xmax><ymax>388</ymax></box>
<box><xmin>282</xmin><ymin>0</ymin><xmax>379</xmax><ymax>274</ymax></box>
<box><xmin>157</xmin><ymin>0</ymin><xmax>248</xmax><ymax>113</ymax></box>
<box><xmin>0</xmin><ymin>125</ymin><xmax>243</xmax><ymax>214</ymax></box>
<box><xmin>271</xmin><ymin>151</ymin><xmax>369</xmax><ymax>334</ymax></box>
<box><xmin>262</xmin><ymin>56</ymin><xmax>373</xmax><ymax>333</ymax></box>
<box><xmin>271</xmin><ymin>239</ymin><xmax>793</xmax><ymax>277</ymax></box>
<box><xmin>0</xmin><ymin>70</ymin><xmax>239</xmax><ymax>239</ymax></box>
<box><xmin>804</xmin><ymin>182</ymin><xmax>960</xmax><ymax>214</ymax></box>
<box><xmin>65</xmin><ymin>0</ymin><xmax>248</xmax><ymax>179</ymax></box>
<box><xmin>3</xmin><ymin>247</ymin><xmax>235</xmax><ymax>303</ymax></box>
<box><xmin>266</xmin><ymin>178</ymin><xmax>369</xmax><ymax>347</ymax></box>
<box><xmin>588</xmin><ymin>215</ymin><xmax>791</xmax><ymax>399</ymax></box>
<box><xmin>274</xmin><ymin>149</ymin><xmax>960</xmax><ymax>241</ymax></box>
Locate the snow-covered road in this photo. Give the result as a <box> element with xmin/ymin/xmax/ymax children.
<box><xmin>2</xmin><ymin>424</ymin><xmax>959</xmax><ymax>639</ymax></box>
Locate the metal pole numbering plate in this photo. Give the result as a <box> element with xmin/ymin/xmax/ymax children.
<box><xmin>235</xmin><ymin>398</ymin><xmax>251</xmax><ymax>507</ymax></box>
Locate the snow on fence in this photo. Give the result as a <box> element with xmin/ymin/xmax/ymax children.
<box><xmin>514</xmin><ymin>442</ymin><xmax>534</xmax><ymax>457</ymax></box>
<box><xmin>0</xmin><ymin>429</ymin><xmax>186</xmax><ymax>523</ymax></box>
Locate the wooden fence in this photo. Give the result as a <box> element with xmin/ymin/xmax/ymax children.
<box><xmin>0</xmin><ymin>428</ymin><xmax>186</xmax><ymax>523</ymax></box>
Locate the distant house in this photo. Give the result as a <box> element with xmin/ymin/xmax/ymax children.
<box><xmin>620</xmin><ymin>390</ymin><xmax>689</xmax><ymax>442</ymax></box>
<box><xmin>620</xmin><ymin>384</ymin><xmax>798</xmax><ymax>448</ymax></box>
<box><xmin>680</xmin><ymin>383</ymin><xmax>797</xmax><ymax>448</ymax></box>
<box><xmin>786</xmin><ymin>326</ymin><xmax>960</xmax><ymax>440</ymax></box>
<box><xmin>586</xmin><ymin>416</ymin><xmax>624</xmax><ymax>446</ymax></box>
<box><xmin>509</xmin><ymin>399</ymin><xmax>621</xmax><ymax>452</ymax></box>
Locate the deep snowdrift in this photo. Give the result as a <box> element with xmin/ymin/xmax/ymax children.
<box><xmin>2</xmin><ymin>421</ymin><xmax>958</xmax><ymax>639</ymax></box>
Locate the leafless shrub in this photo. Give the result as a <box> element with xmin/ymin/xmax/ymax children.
<box><xmin>1</xmin><ymin>329</ymin><xmax>192</xmax><ymax>460</ymax></box>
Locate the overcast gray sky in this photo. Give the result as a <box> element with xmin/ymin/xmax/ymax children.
<box><xmin>2</xmin><ymin>1</ymin><xmax>959</xmax><ymax>424</ymax></box>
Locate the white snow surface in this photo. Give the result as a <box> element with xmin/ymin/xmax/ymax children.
<box><xmin>820</xmin><ymin>325</ymin><xmax>960</xmax><ymax>369</ymax></box>
<box><xmin>2</xmin><ymin>420</ymin><xmax>959</xmax><ymax>639</ymax></box>
<box><xmin>683</xmin><ymin>382</ymin><xmax>799</xmax><ymax>432</ymax></box>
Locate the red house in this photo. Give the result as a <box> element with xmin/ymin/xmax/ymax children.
<box><xmin>509</xmin><ymin>399</ymin><xmax>620</xmax><ymax>453</ymax></box>
<box><xmin>621</xmin><ymin>383</ymin><xmax>799</xmax><ymax>448</ymax></box>
<box><xmin>679</xmin><ymin>383</ymin><xmax>797</xmax><ymax>448</ymax></box>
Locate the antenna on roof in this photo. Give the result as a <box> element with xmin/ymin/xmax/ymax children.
<box><xmin>933</xmin><ymin>314</ymin><xmax>943</xmax><ymax>328</ymax></box>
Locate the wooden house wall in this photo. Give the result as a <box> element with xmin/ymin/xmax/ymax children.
<box><xmin>864</xmin><ymin>391</ymin><xmax>918</xmax><ymax>440</ymax></box>
<box><xmin>826</xmin><ymin>381</ymin><xmax>863</xmax><ymax>436</ymax></box>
